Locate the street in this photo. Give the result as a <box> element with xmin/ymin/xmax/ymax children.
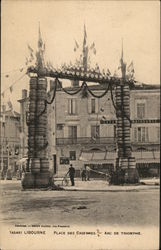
<box><xmin>0</xmin><ymin>179</ymin><xmax>159</xmax><ymax>227</ymax></box>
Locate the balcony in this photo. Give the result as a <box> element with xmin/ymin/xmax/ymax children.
<box><xmin>56</xmin><ymin>137</ymin><xmax>116</xmax><ymax>145</ymax></box>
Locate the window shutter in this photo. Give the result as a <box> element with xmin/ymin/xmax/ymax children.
<box><xmin>88</xmin><ymin>98</ymin><xmax>91</xmax><ymax>114</ymax></box>
<box><xmin>134</xmin><ymin>127</ymin><xmax>137</xmax><ymax>142</ymax></box>
<box><xmin>68</xmin><ymin>99</ymin><xmax>71</xmax><ymax>114</ymax></box>
<box><xmin>145</xmin><ymin>127</ymin><xmax>149</xmax><ymax>142</ymax></box>
<box><xmin>95</xmin><ymin>99</ymin><xmax>99</xmax><ymax>113</ymax></box>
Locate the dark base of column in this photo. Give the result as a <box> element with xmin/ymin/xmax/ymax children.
<box><xmin>21</xmin><ymin>172</ymin><xmax>50</xmax><ymax>189</ymax></box>
<box><xmin>109</xmin><ymin>168</ymin><xmax>139</xmax><ymax>185</ymax></box>
<box><xmin>124</xmin><ymin>168</ymin><xmax>139</xmax><ymax>184</ymax></box>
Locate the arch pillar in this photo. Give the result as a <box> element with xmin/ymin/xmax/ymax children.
<box><xmin>21</xmin><ymin>76</ymin><xmax>50</xmax><ymax>189</ymax></box>
<box><xmin>115</xmin><ymin>81</ymin><xmax>139</xmax><ymax>184</ymax></box>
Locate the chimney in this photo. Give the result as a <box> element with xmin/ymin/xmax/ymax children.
<box><xmin>22</xmin><ymin>89</ymin><xmax>27</xmax><ymax>99</ymax></box>
<box><xmin>71</xmin><ymin>80</ymin><xmax>79</xmax><ymax>87</ymax></box>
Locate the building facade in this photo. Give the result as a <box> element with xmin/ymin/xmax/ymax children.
<box><xmin>19</xmin><ymin>82</ymin><xmax>160</xmax><ymax>178</ymax></box>
<box><xmin>0</xmin><ymin>106</ymin><xmax>21</xmax><ymax>174</ymax></box>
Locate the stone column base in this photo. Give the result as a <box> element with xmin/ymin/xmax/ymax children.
<box><xmin>21</xmin><ymin>172</ymin><xmax>50</xmax><ymax>189</ymax></box>
<box><xmin>124</xmin><ymin>168</ymin><xmax>139</xmax><ymax>184</ymax></box>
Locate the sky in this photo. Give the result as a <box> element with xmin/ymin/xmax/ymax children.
<box><xmin>1</xmin><ymin>0</ymin><xmax>160</xmax><ymax>112</ymax></box>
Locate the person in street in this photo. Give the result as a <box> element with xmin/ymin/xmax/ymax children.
<box><xmin>86</xmin><ymin>165</ymin><xmax>91</xmax><ymax>181</ymax></box>
<box><xmin>67</xmin><ymin>164</ymin><xmax>75</xmax><ymax>186</ymax></box>
<box><xmin>81</xmin><ymin>166</ymin><xmax>86</xmax><ymax>181</ymax></box>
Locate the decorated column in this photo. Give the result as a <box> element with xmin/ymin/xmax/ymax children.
<box><xmin>115</xmin><ymin>48</ymin><xmax>139</xmax><ymax>184</ymax></box>
<box><xmin>22</xmin><ymin>27</ymin><xmax>50</xmax><ymax>189</ymax></box>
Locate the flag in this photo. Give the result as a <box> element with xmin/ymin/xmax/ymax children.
<box><xmin>127</xmin><ymin>61</ymin><xmax>134</xmax><ymax>73</ymax></box>
<box><xmin>90</xmin><ymin>42</ymin><xmax>96</xmax><ymax>55</ymax></box>
<box><xmin>74</xmin><ymin>40</ymin><xmax>79</xmax><ymax>52</ymax></box>
<box><xmin>9</xmin><ymin>86</ymin><xmax>13</xmax><ymax>93</ymax></box>
<box><xmin>127</xmin><ymin>61</ymin><xmax>135</xmax><ymax>79</ymax></box>
<box><xmin>106</xmin><ymin>69</ymin><xmax>111</xmax><ymax>75</ymax></box>
<box><xmin>7</xmin><ymin>100</ymin><xmax>13</xmax><ymax>110</ymax></box>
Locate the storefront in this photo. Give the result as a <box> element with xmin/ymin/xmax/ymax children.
<box><xmin>79</xmin><ymin>149</ymin><xmax>116</xmax><ymax>178</ymax></box>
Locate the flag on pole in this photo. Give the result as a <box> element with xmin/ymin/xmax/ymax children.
<box><xmin>127</xmin><ymin>61</ymin><xmax>134</xmax><ymax>73</ymax></box>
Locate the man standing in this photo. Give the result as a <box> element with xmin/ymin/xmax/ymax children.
<box><xmin>86</xmin><ymin>165</ymin><xmax>91</xmax><ymax>181</ymax></box>
<box><xmin>67</xmin><ymin>164</ymin><xmax>75</xmax><ymax>186</ymax></box>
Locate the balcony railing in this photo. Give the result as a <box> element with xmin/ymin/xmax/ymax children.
<box><xmin>56</xmin><ymin>137</ymin><xmax>116</xmax><ymax>145</ymax></box>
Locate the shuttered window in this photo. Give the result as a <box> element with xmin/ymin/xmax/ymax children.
<box><xmin>137</xmin><ymin>103</ymin><xmax>145</xmax><ymax>119</ymax></box>
<box><xmin>135</xmin><ymin>127</ymin><xmax>149</xmax><ymax>142</ymax></box>
<box><xmin>68</xmin><ymin>99</ymin><xmax>77</xmax><ymax>115</ymax></box>
<box><xmin>91</xmin><ymin>99</ymin><xmax>96</xmax><ymax>113</ymax></box>
<box><xmin>91</xmin><ymin>125</ymin><xmax>100</xmax><ymax>138</ymax></box>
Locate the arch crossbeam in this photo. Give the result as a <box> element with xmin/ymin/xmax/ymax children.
<box><xmin>27</xmin><ymin>66</ymin><xmax>135</xmax><ymax>87</ymax></box>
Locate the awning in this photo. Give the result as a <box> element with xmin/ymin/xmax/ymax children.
<box><xmin>79</xmin><ymin>150</ymin><xmax>116</xmax><ymax>163</ymax></box>
<box><xmin>132</xmin><ymin>151</ymin><xmax>160</xmax><ymax>164</ymax></box>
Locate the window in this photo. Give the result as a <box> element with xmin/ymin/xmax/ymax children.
<box><xmin>69</xmin><ymin>151</ymin><xmax>76</xmax><ymax>160</ymax></box>
<box><xmin>68</xmin><ymin>99</ymin><xmax>77</xmax><ymax>115</ymax></box>
<box><xmin>91</xmin><ymin>99</ymin><xmax>96</xmax><ymax>113</ymax></box>
<box><xmin>68</xmin><ymin>126</ymin><xmax>77</xmax><ymax>138</ymax></box>
<box><xmin>91</xmin><ymin>125</ymin><xmax>100</xmax><ymax>138</ymax></box>
<box><xmin>137</xmin><ymin>103</ymin><xmax>145</xmax><ymax>119</ymax></box>
<box><xmin>134</xmin><ymin>127</ymin><xmax>149</xmax><ymax>142</ymax></box>
<box><xmin>56</xmin><ymin>124</ymin><xmax>64</xmax><ymax>130</ymax></box>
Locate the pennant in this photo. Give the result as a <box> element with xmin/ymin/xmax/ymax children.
<box><xmin>9</xmin><ymin>86</ymin><xmax>13</xmax><ymax>93</ymax></box>
<box><xmin>74</xmin><ymin>40</ymin><xmax>79</xmax><ymax>52</ymax></box>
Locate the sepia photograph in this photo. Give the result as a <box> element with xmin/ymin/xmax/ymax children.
<box><xmin>0</xmin><ymin>1</ymin><xmax>160</xmax><ymax>250</ymax></box>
